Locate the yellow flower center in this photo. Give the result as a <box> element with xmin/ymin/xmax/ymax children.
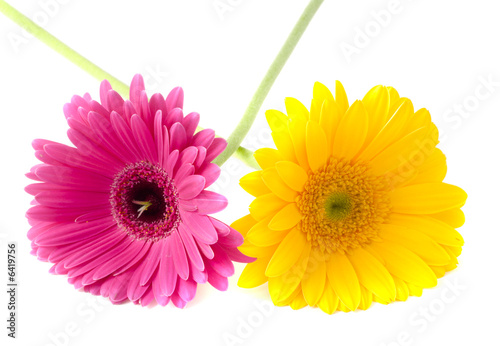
<box><xmin>296</xmin><ymin>158</ymin><xmax>391</xmax><ymax>254</ymax></box>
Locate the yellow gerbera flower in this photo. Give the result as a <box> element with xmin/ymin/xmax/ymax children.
<box><xmin>232</xmin><ymin>81</ymin><xmax>467</xmax><ymax>314</ymax></box>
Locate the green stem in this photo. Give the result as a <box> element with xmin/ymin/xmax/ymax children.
<box><xmin>0</xmin><ymin>0</ymin><xmax>129</xmax><ymax>97</ymax></box>
<box><xmin>213</xmin><ymin>0</ymin><xmax>324</xmax><ymax>167</ymax></box>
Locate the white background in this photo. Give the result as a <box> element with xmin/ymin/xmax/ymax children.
<box><xmin>1</xmin><ymin>0</ymin><xmax>499</xmax><ymax>345</ymax></box>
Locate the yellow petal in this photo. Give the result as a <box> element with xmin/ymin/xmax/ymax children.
<box><xmin>265</xmin><ymin>109</ymin><xmax>288</xmax><ymax>133</ymax></box>
<box><xmin>268</xmin><ymin>203</ymin><xmax>302</xmax><ymax>231</ymax></box>
<box><xmin>358</xmin><ymin>286</ymin><xmax>373</xmax><ymax>310</ymax></box>
<box><xmin>362</xmin><ymin>85</ymin><xmax>390</xmax><ymax>144</ymax></box>
<box><xmin>326</xmin><ymin>252</ymin><xmax>361</xmax><ymax>311</ymax></box>
<box><xmin>309</xmin><ymin>99</ymin><xmax>321</xmax><ymax>123</ymax></box>
<box><xmin>387</xmin><ymin>86</ymin><xmax>400</xmax><ymax>108</ymax></box>
<box><xmin>254</xmin><ymin>148</ymin><xmax>284</xmax><ymax>170</ymax></box>
<box><xmin>402</xmin><ymin>148</ymin><xmax>447</xmax><ymax>186</ymax></box>
<box><xmin>390</xmin><ymin>213</ymin><xmax>464</xmax><ymax>247</ymax></box>
<box><xmin>272</xmin><ymin>131</ymin><xmax>297</xmax><ymax>163</ymax></box>
<box><xmin>369</xmin><ymin>126</ymin><xmax>429</xmax><ymax>177</ymax></box>
<box><xmin>288</xmin><ymin>118</ymin><xmax>310</xmax><ymax>170</ymax></box>
<box><xmin>238</xmin><ymin>239</ymin><xmax>278</xmax><ymax>257</ymax></box>
<box><xmin>268</xmin><ymin>242</ymin><xmax>311</xmax><ymax>303</ymax></box>
<box><xmin>301</xmin><ymin>255</ymin><xmax>326</xmax><ymax>306</ymax></box>
<box><xmin>261</xmin><ymin>167</ymin><xmax>298</xmax><ymax>202</ymax></box>
<box><xmin>285</xmin><ymin>97</ymin><xmax>309</xmax><ymax>121</ymax></box>
<box><xmin>332</xmin><ymin>100</ymin><xmax>369</xmax><ymax>160</ymax></box>
<box><xmin>290</xmin><ymin>290</ymin><xmax>308</xmax><ymax>310</ymax></box>
<box><xmin>318</xmin><ymin>284</ymin><xmax>339</xmax><ymax>314</ymax></box>
<box><xmin>390</xmin><ymin>183</ymin><xmax>467</xmax><ymax>214</ymax></box>
<box><xmin>405</xmin><ymin>107</ymin><xmax>430</xmax><ymax>134</ymax></box>
<box><xmin>230</xmin><ymin>214</ymin><xmax>257</xmax><ymax>237</ymax></box>
<box><xmin>407</xmin><ymin>283</ymin><xmax>423</xmax><ymax>297</ymax></box>
<box><xmin>249</xmin><ymin>193</ymin><xmax>288</xmax><ymax>221</ymax></box>
<box><xmin>265</xmin><ymin>228</ymin><xmax>307</xmax><ymax>277</ymax></box>
<box><xmin>273</xmin><ymin>283</ymin><xmax>301</xmax><ymax>307</ymax></box>
<box><xmin>371</xmin><ymin>241</ymin><xmax>437</xmax><ymax>288</ymax></box>
<box><xmin>319</xmin><ymin>98</ymin><xmax>342</xmax><ymax>158</ymax></box>
<box><xmin>239</xmin><ymin>171</ymin><xmax>270</xmax><ymax>197</ymax></box>
<box><xmin>393</xmin><ymin>276</ymin><xmax>409</xmax><ymax>301</ymax></box>
<box><xmin>379</xmin><ymin>224</ymin><xmax>450</xmax><ymax>266</ymax></box>
<box><xmin>306</xmin><ymin>120</ymin><xmax>328</xmax><ymax>171</ymax></box>
<box><xmin>275</xmin><ymin>161</ymin><xmax>308</xmax><ymax>192</ymax></box>
<box><xmin>313</xmin><ymin>81</ymin><xmax>334</xmax><ymax>104</ymax></box>
<box><xmin>429</xmin><ymin>208</ymin><xmax>465</xmax><ymax>228</ymax></box>
<box><xmin>347</xmin><ymin>247</ymin><xmax>396</xmax><ymax>303</ymax></box>
<box><xmin>357</xmin><ymin>99</ymin><xmax>412</xmax><ymax>161</ymax></box>
<box><xmin>335</xmin><ymin>80</ymin><xmax>349</xmax><ymax>114</ymax></box>
<box><xmin>430</xmin><ymin>265</ymin><xmax>446</xmax><ymax>278</ymax></box>
<box><xmin>246</xmin><ymin>216</ymin><xmax>289</xmax><ymax>246</ymax></box>
<box><xmin>337</xmin><ymin>300</ymin><xmax>351</xmax><ymax>312</ymax></box>
<box><xmin>238</xmin><ymin>256</ymin><xmax>271</xmax><ymax>288</ymax></box>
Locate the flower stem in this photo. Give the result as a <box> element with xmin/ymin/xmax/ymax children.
<box><xmin>0</xmin><ymin>0</ymin><xmax>130</xmax><ymax>97</ymax></box>
<box><xmin>212</xmin><ymin>0</ymin><xmax>324</xmax><ymax>167</ymax></box>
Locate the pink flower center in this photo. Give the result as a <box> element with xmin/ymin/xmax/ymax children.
<box><xmin>110</xmin><ymin>162</ymin><xmax>180</xmax><ymax>241</ymax></box>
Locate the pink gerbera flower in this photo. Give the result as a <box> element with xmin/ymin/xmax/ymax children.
<box><xmin>26</xmin><ymin>74</ymin><xmax>253</xmax><ymax>307</ymax></box>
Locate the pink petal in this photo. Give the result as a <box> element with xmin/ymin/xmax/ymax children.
<box><xmin>88</xmin><ymin>112</ymin><xmax>135</xmax><ymax>163</ymax></box>
<box><xmin>110</xmin><ymin>111</ymin><xmax>142</xmax><ymax>161</ymax></box>
<box><xmin>129</xmin><ymin>74</ymin><xmax>145</xmax><ymax>114</ymax></box>
<box><xmin>165</xmin><ymin>149</ymin><xmax>179</xmax><ymax>176</ymax></box>
<box><xmin>177</xmin><ymin>175</ymin><xmax>205</xmax><ymax>200</ymax></box>
<box><xmin>207</xmin><ymin>244</ymin><xmax>234</xmax><ymax>277</ymax></box>
<box><xmin>154</xmin><ymin>110</ymin><xmax>164</xmax><ymax>166</ymax></box>
<box><xmin>158</xmin><ymin>249</ymin><xmax>177</xmax><ymax>297</ymax></box>
<box><xmin>205</xmin><ymin>260</ymin><xmax>228</xmax><ymax>291</ymax></box>
<box><xmin>35</xmin><ymin>190</ymin><xmax>109</xmax><ymax>208</ymax></box>
<box><xmin>179</xmin><ymin>146</ymin><xmax>198</xmax><ymax>166</ymax></box>
<box><xmin>169</xmin><ymin>231</ymin><xmax>189</xmax><ymax>280</ymax></box>
<box><xmin>174</xmin><ymin>163</ymin><xmax>195</xmax><ymax>184</ymax></box>
<box><xmin>191</xmin><ymin>129</ymin><xmax>215</xmax><ymax>148</ymax></box>
<box><xmin>166</xmin><ymin>108</ymin><xmax>184</xmax><ymax>129</ymax></box>
<box><xmin>99</xmin><ymin>79</ymin><xmax>112</xmax><ymax>110</ymax></box>
<box><xmin>170</xmin><ymin>291</ymin><xmax>187</xmax><ymax>309</ymax></box>
<box><xmin>63</xmin><ymin>231</ymin><xmax>125</xmax><ymax>269</ymax></box>
<box><xmin>139</xmin><ymin>240</ymin><xmax>164</xmax><ymax>286</ymax></box>
<box><xmin>182</xmin><ymin>112</ymin><xmax>199</xmax><ymax>140</ymax></box>
<box><xmin>210</xmin><ymin>218</ymin><xmax>231</xmax><ymax>237</ymax></box>
<box><xmin>178</xmin><ymin>224</ymin><xmax>204</xmax><ymax>271</ymax></box>
<box><xmin>198</xmin><ymin>163</ymin><xmax>221</xmax><ymax>188</ymax></box>
<box><xmin>123</xmin><ymin>100</ymin><xmax>136</xmax><ymax>124</ymax></box>
<box><xmin>34</xmin><ymin>219</ymin><xmax>115</xmax><ymax>246</ymax></box>
<box><xmin>188</xmin><ymin>190</ymin><xmax>228</xmax><ymax>215</ymax></box>
<box><xmin>153</xmin><ymin>276</ymin><xmax>171</xmax><ymax>306</ymax></box>
<box><xmin>131</xmin><ymin>114</ymin><xmax>158</xmax><ymax>163</ymax></box>
<box><xmin>216</xmin><ymin>227</ymin><xmax>244</xmax><ymax>247</ymax></box>
<box><xmin>113</xmin><ymin>241</ymin><xmax>152</xmax><ymax>276</ymax></box>
<box><xmin>194</xmin><ymin>146</ymin><xmax>207</xmax><ymax>170</ymax></box>
<box><xmin>140</xmin><ymin>91</ymin><xmax>154</xmax><ymax>131</ymax></box>
<box><xmin>92</xmin><ymin>241</ymin><xmax>148</xmax><ymax>280</ymax></box>
<box><xmin>89</xmin><ymin>100</ymin><xmax>110</xmax><ymax>120</ymax></box>
<box><xmin>177</xmin><ymin>278</ymin><xmax>197</xmax><ymax>302</ymax></box>
<box><xmin>169</xmin><ymin>122</ymin><xmax>187</xmax><ymax>152</ymax></box>
<box><xmin>106</xmin><ymin>90</ymin><xmax>124</xmax><ymax>115</ymax></box>
<box><xmin>140</xmin><ymin>287</ymin><xmax>155</xmax><ymax>307</ymax></box>
<box><xmin>205</xmin><ymin>137</ymin><xmax>227</xmax><ymax>162</ymax></box>
<box><xmin>189</xmin><ymin>261</ymin><xmax>208</xmax><ymax>284</ymax></box>
<box><xmin>181</xmin><ymin>212</ymin><xmax>218</xmax><ymax>244</ymax></box>
<box><xmin>149</xmin><ymin>93</ymin><xmax>167</xmax><ymax>121</ymax></box>
<box><xmin>165</xmin><ymin>87</ymin><xmax>184</xmax><ymax>113</ymax></box>
<box><xmin>224</xmin><ymin>246</ymin><xmax>255</xmax><ymax>263</ymax></box>
<box><xmin>35</xmin><ymin>164</ymin><xmax>112</xmax><ymax>191</ymax></box>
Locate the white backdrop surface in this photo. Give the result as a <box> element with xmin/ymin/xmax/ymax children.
<box><xmin>1</xmin><ymin>1</ymin><xmax>499</xmax><ymax>345</ymax></box>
